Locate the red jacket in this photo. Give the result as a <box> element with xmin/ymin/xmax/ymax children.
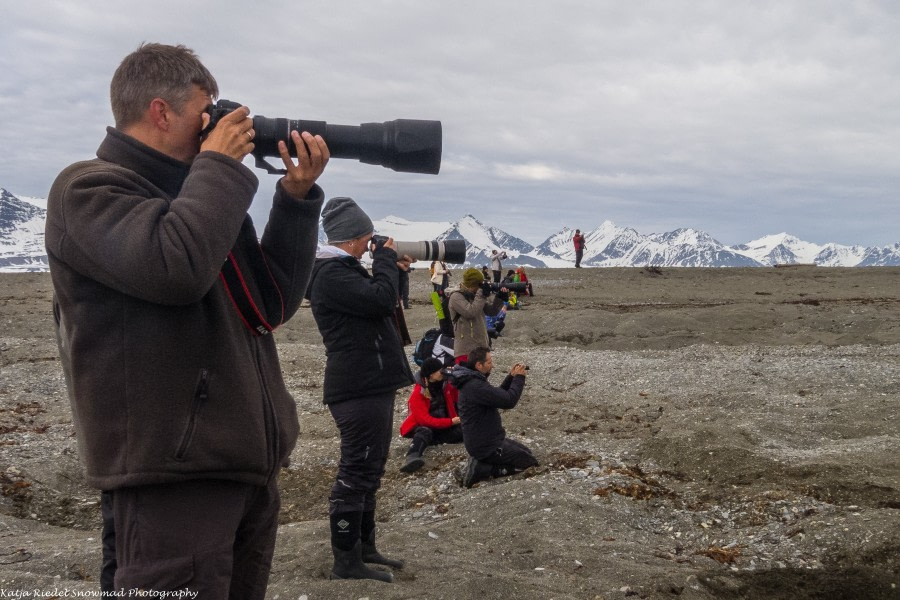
<box><xmin>572</xmin><ymin>233</ymin><xmax>585</xmax><ymax>250</ymax></box>
<box><xmin>400</xmin><ymin>381</ymin><xmax>459</xmax><ymax>437</ymax></box>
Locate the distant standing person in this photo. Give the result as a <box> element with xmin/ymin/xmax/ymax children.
<box><xmin>573</xmin><ymin>229</ymin><xmax>586</xmax><ymax>268</ymax></box>
<box><xmin>490</xmin><ymin>250</ymin><xmax>507</xmax><ymax>283</ymax></box>
<box><xmin>398</xmin><ymin>259</ymin><xmax>411</xmax><ymax>309</ymax></box>
<box><xmin>430</xmin><ymin>259</ymin><xmax>450</xmax><ymax>295</ymax></box>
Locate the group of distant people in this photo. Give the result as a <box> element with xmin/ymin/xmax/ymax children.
<box><xmin>396</xmin><ymin>231</ymin><xmax>603</xmax><ymax>492</ymax></box>
<box><xmin>400</xmin><ymin>262</ymin><xmax>538</xmax><ymax>488</ymax></box>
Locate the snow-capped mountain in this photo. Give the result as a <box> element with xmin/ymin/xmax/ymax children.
<box><xmin>622</xmin><ymin>228</ymin><xmax>761</xmax><ymax>267</ymax></box>
<box><xmin>436</xmin><ymin>215</ymin><xmax>540</xmax><ymax>268</ymax></box>
<box><xmin>533</xmin><ymin>223</ymin><xmax>758</xmax><ymax>267</ymax></box>
<box><xmin>3</xmin><ymin>187</ymin><xmax>900</xmax><ymax>271</ymax></box>
<box><xmin>372</xmin><ymin>215</ymin><xmax>454</xmax><ymax>241</ymax></box>
<box><xmin>857</xmin><ymin>243</ymin><xmax>900</xmax><ymax>266</ymax></box>
<box><xmin>535</xmin><ymin>221</ymin><xmax>643</xmax><ymax>265</ymax></box>
<box><xmin>731</xmin><ymin>233</ymin><xmax>869</xmax><ymax>267</ymax></box>
<box><xmin>0</xmin><ymin>189</ymin><xmax>48</xmax><ymax>272</ymax></box>
<box><xmin>370</xmin><ymin>214</ymin><xmax>543</xmax><ymax>267</ymax></box>
<box><xmin>814</xmin><ymin>243</ymin><xmax>869</xmax><ymax>267</ymax></box>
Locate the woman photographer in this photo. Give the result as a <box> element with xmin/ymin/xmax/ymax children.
<box><xmin>306</xmin><ymin>197</ymin><xmax>414</xmax><ymax>583</ymax></box>
<box><xmin>447</xmin><ymin>268</ymin><xmax>506</xmax><ymax>363</ymax></box>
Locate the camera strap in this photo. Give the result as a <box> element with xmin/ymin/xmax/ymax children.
<box><xmin>219</xmin><ymin>223</ymin><xmax>285</xmax><ymax>337</ymax></box>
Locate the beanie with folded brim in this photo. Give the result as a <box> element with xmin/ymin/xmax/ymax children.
<box><xmin>322</xmin><ymin>196</ymin><xmax>374</xmax><ymax>244</ymax></box>
<box><xmin>462</xmin><ymin>267</ymin><xmax>484</xmax><ymax>288</ymax></box>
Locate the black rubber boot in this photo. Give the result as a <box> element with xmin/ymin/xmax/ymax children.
<box><xmin>361</xmin><ymin>529</ymin><xmax>405</xmax><ymax>569</ymax></box>
<box><xmin>400</xmin><ymin>452</ymin><xmax>425</xmax><ymax>473</ymax></box>
<box><xmin>360</xmin><ymin>510</ymin><xmax>405</xmax><ymax>569</ymax></box>
<box><xmin>400</xmin><ymin>434</ymin><xmax>428</xmax><ymax>473</ymax></box>
<box><xmin>491</xmin><ymin>465</ymin><xmax>511</xmax><ymax>478</ymax></box>
<box><xmin>330</xmin><ymin>541</ymin><xmax>393</xmax><ymax>582</ymax></box>
<box><xmin>462</xmin><ymin>457</ymin><xmax>494</xmax><ymax>488</ymax></box>
<box><xmin>330</xmin><ymin>513</ymin><xmax>393</xmax><ymax>582</ymax></box>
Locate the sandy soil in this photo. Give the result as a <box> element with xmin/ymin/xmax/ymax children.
<box><xmin>0</xmin><ymin>267</ymin><xmax>898</xmax><ymax>599</ymax></box>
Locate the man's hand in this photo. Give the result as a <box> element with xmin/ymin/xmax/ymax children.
<box><xmin>509</xmin><ymin>363</ymin><xmax>528</xmax><ymax>377</ymax></box>
<box><xmin>397</xmin><ymin>254</ymin><xmax>415</xmax><ymax>271</ymax></box>
<box><xmin>451</xmin><ymin>416</ymin><xmax>461</xmax><ymax>425</ymax></box>
<box><xmin>278</xmin><ymin>130</ymin><xmax>330</xmax><ymax>199</ymax></box>
<box><xmin>200</xmin><ymin>105</ymin><xmax>254</xmax><ymax>161</ymax></box>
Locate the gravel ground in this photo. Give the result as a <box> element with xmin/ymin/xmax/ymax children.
<box><xmin>0</xmin><ymin>267</ymin><xmax>898</xmax><ymax>599</ymax></box>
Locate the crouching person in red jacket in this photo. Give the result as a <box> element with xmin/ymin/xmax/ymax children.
<box><xmin>399</xmin><ymin>358</ymin><xmax>463</xmax><ymax>473</ymax></box>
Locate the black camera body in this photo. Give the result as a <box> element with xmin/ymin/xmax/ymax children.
<box><xmin>370</xmin><ymin>235</ymin><xmax>467</xmax><ymax>264</ymax></box>
<box><xmin>204</xmin><ymin>100</ymin><xmax>442</xmax><ymax>175</ymax></box>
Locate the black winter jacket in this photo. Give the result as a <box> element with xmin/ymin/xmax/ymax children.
<box><xmin>306</xmin><ymin>246</ymin><xmax>414</xmax><ymax>404</ymax></box>
<box><xmin>452</xmin><ymin>365</ymin><xmax>525</xmax><ymax>460</ymax></box>
<box><xmin>46</xmin><ymin>127</ymin><xmax>323</xmax><ymax>490</ymax></box>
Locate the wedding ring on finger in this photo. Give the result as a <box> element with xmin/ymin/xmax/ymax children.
<box><xmin>245</xmin><ymin>131</ymin><xmax>253</xmax><ymax>140</ymax></box>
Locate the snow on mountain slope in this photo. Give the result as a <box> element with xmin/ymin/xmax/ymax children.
<box><xmin>3</xmin><ymin>187</ymin><xmax>899</xmax><ymax>270</ymax></box>
<box><xmin>0</xmin><ymin>188</ymin><xmax>48</xmax><ymax>272</ymax></box>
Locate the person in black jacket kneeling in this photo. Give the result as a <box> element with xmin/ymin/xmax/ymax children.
<box><xmin>452</xmin><ymin>346</ymin><xmax>539</xmax><ymax>488</ymax></box>
<box><xmin>306</xmin><ymin>197</ymin><xmax>415</xmax><ymax>582</ymax></box>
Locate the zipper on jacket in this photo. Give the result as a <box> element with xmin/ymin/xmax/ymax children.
<box><xmin>175</xmin><ymin>369</ymin><xmax>209</xmax><ymax>461</ymax></box>
<box><xmin>375</xmin><ymin>335</ymin><xmax>384</xmax><ymax>370</ymax></box>
<box><xmin>253</xmin><ymin>339</ymin><xmax>280</xmax><ymax>481</ymax></box>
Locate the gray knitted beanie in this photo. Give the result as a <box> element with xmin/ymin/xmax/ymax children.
<box><xmin>321</xmin><ymin>197</ymin><xmax>374</xmax><ymax>244</ymax></box>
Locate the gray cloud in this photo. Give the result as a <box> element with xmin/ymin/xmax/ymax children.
<box><xmin>2</xmin><ymin>1</ymin><xmax>899</xmax><ymax>246</ymax></box>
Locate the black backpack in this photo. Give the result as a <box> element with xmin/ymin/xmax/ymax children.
<box><xmin>412</xmin><ymin>328</ymin><xmax>455</xmax><ymax>366</ymax></box>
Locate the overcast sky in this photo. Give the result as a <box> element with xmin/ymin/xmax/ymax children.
<box><xmin>2</xmin><ymin>1</ymin><xmax>899</xmax><ymax>246</ymax></box>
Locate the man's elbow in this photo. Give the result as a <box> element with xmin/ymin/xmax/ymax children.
<box><xmin>148</xmin><ymin>268</ymin><xmax>220</xmax><ymax>305</ymax></box>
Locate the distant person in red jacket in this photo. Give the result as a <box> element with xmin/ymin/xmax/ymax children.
<box><xmin>572</xmin><ymin>229</ymin><xmax>586</xmax><ymax>268</ymax></box>
<box><xmin>399</xmin><ymin>358</ymin><xmax>463</xmax><ymax>473</ymax></box>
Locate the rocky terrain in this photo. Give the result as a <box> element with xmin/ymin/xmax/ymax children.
<box><xmin>1</xmin><ymin>267</ymin><xmax>898</xmax><ymax>599</ymax></box>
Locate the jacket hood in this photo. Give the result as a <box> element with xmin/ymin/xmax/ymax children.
<box><xmin>414</xmin><ymin>370</ymin><xmax>426</xmax><ymax>387</ymax></box>
<box><xmin>448</xmin><ymin>364</ymin><xmax>486</xmax><ymax>388</ymax></box>
<box><xmin>316</xmin><ymin>245</ymin><xmax>353</xmax><ymax>260</ymax></box>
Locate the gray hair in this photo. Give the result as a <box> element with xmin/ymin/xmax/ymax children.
<box><xmin>110</xmin><ymin>43</ymin><xmax>218</xmax><ymax>128</ymax></box>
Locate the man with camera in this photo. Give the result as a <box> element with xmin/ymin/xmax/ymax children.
<box><xmin>46</xmin><ymin>43</ymin><xmax>328</xmax><ymax>598</ymax></box>
<box><xmin>452</xmin><ymin>347</ymin><xmax>539</xmax><ymax>488</ymax></box>
<box><xmin>573</xmin><ymin>229</ymin><xmax>586</xmax><ymax>268</ymax></box>
<box><xmin>447</xmin><ymin>267</ymin><xmax>507</xmax><ymax>363</ymax></box>
<box><xmin>490</xmin><ymin>249</ymin><xmax>507</xmax><ymax>283</ymax></box>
